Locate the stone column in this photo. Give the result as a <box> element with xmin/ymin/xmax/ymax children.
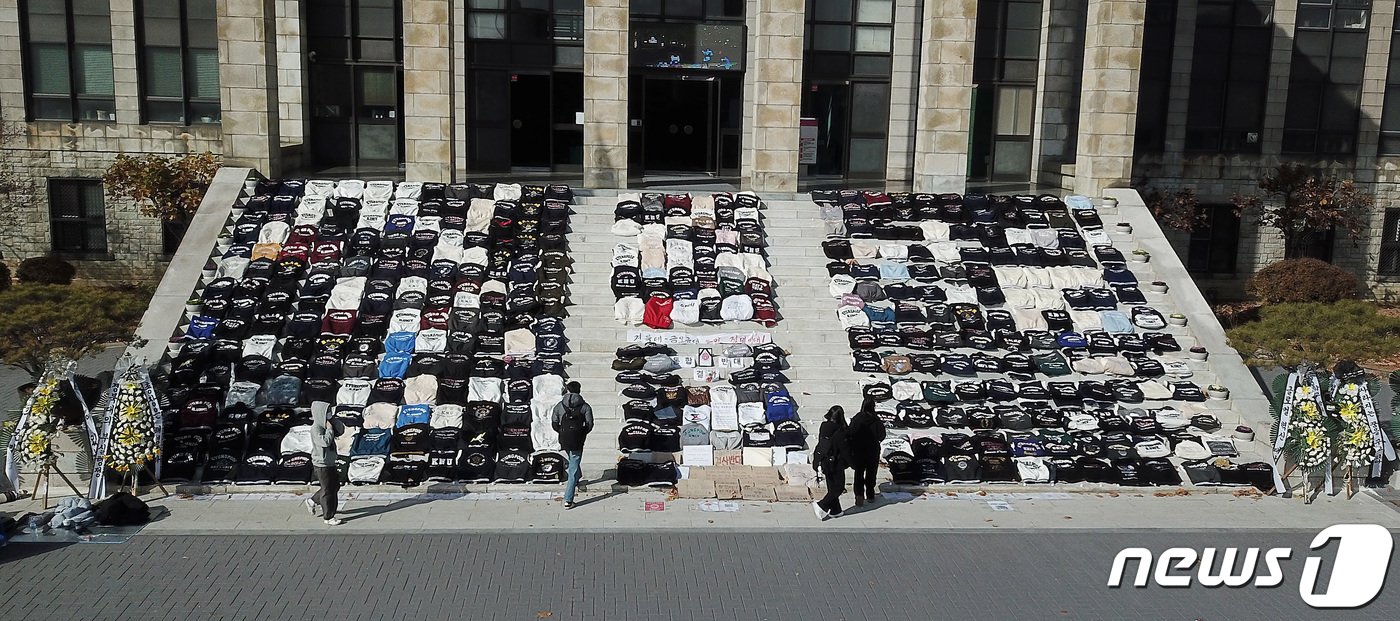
<box><xmin>1261</xmin><ymin>0</ymin><xmax>1297</xmax><ymax>157</ymax></box>
<box><xmin>911</xmin><ymin>0</ymin><xmax>976</xmax><ymax>193</ymax></box>
<box><xmin>583</xmin><ymin>0</ymin><xmax>628</xmax><ymax>189</ymax></box>
<box><xmin>217</xmin><ymin>0</ymin><xmax>282</xmax><ymax>174</ymax></box>
<box><xmin>742</xmin><ymin>0</ymin><xmax>804</xmax><ymax>193</ymax></box>
<box><xmin>1029</xmin><ymin>0</ymin><xmax>1086</xmax><ymax>188</ymax></box>
<box><xmin>109</xmin><ymin>0</ymin><xmax>141</xmax><ymax>125</ymax></box>
<box><xmin>1159</xmin><ymin>0</ymin><xmax>1198</xmax><ymax>174</ymax></box>
<box><xmin>1353</xmin><ymin>0</ymin><xmax>1397</xmax><ymax>182</ymax></box>
<box><xmin>452</xmin><ymin>0</ymin><xmax>469</xmax><ymax>179</ymax></box>
<box><xmin>0</xmin><ymin>3</ymin><xmax>23</xmax><ymax>120</ymax></box>
<box><xmin>275</xmin><ymin>0</ymin><xmax>305</xmax><ymax>146</ymax></box>
<box><xmin>883</xmin><ymin>0</ymin><xmax>920</xmax><ymax>190</ymax></box>
<box><xmin>403</xmin><ymin>0</ymin><xmax>453</xmax><ymax>182</ymax></box>
<box><xmin>1071</xmin><ymin>0</ymin><xmax>1145</xmax><ymax>196</ymax></box>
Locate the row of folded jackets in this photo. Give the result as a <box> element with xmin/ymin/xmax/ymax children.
<box><xmin>612</xmin><ymin>193</ymin><xmax>777</xmax><ymax>329</ymax></box>
<box><xmin>811</xmin><ymin>189</ymin><xmax>1102</xmax><ymax>230</ymax></box>
<box><xmin>876</xmin><ymin>429</ymin><xmax>1268</xmax><ymax>489</ymax></box>
<box><xmin>162</xmin><ymin>395</ymin><xmax>575</xmax><ymax>486</ymax></box>
<box><xmin>610</xmin><ymin>342</ymin><xmax>802</xmax><ymax>462</ymax></box>
<box><xmin>252</xmin><ymin>178</ymin><xmax>574</xmax><ymax>203</ymax></box>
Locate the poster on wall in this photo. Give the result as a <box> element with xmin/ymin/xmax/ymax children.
<box><xmin>799</xmin><ymin>118</ymin><xmax>818</xmax><ymax>165</ymax></box>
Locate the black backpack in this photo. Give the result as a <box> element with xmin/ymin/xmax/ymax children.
<box><xmin>92</xmin><ymin>492</ymin><xmax>151</xmax><ymax>526</ymax></box>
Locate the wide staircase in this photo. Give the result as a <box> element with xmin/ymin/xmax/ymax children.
<box><xmin>563</xmin><ymin>191</ymin><xmax>1266</xmax><ymax>475</ymax></box>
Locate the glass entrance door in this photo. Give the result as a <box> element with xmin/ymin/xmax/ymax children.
<box><xmin>309</xmin><ymin>65</ymin><xmax>403</xmax><ymax>168</ymax></box>
<box><xmin>801</xmin><ymin>80</ymin><xmax>889</xmax><ymax>182</ymax></box>
<box><xmin>641</xmin><ymin>76</ymin><xmax>717</xmax><ymax>173</ymax></box>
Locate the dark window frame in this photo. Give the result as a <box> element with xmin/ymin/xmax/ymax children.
<box><xmin>1378</xmin><ymin>9</ymin><xmax>1400</xmax><ymax>153</ymax></box>
<box><xmin>1135</xmin><ymin>0</ymin><xmax>1178</xmax><ymax>154</ymax></box>
<box><xmin>466</xmin><ymin>0</ymin><xmax>585</xmax><ymax>68</ymax></box>
<box><xmin>1282</xmin><ymin>0</ymin><xmax>1371</xmax><ymax>155</ymax></box>
<box><xmin>19</xmin><ymin>0</ymin><xmax>117</xmax><ymax>123</ymax></box>
<box><xmin>1184</xmin><ymin>0</ymin><xmax>1274</xmax><ymax>154</ymax></box>
<box><xmin>136</xmin><ymin>0</ymin><xmax>219</xmax><ymax>125</ymax></box>
<box><xmin>1187</xmin><ymin>204</ymin><xmax>1242</xmax><ymax>276</ymax></box>
<box><xmin>47</xmin><ymin>178</ymin><xmax>110</xmax><ymax>258</ymax></box>
<box><xmin>803</xmin><ymin>0</ymin><xmax>895</xmax><ymax>79</ymax></box>
<box><xmin>1379</xmin><ymin>209</ymin><xmax>1400</xmax><ymax>276</ymax></box>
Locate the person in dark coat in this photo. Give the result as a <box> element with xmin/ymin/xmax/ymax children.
<box><xmin>551</xmin><ymin>381</ymin><xmax>594</xmax><ymax>509</ymax></box>
<box><xmin>811</xmin><ymin>406</ymin><xmax>854</xmax><ymax>520</ymax></box>
<box><xmin>847</xmin><ymin>397</ymin><xmax>886</xmax><ymax>507</ymax></box>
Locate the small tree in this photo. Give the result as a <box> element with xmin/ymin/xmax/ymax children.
<box><xmin>0</xmin><ymin>285</ymin><xmax>149</xmax><ymax>380</ymax></box>
<box><xmin>1142</xmin><ymin>186</ymin><xmax>1203</xmax><ymax>232</ymax></box>
<box><xmin>102</xmin><ymin>152</ymin><xmax>221</xmax><ymax>251</ymax></box>
<box><xmin>1232</xmin><ymin>163</ymin><xmax>1371</xmax><ymax>259</ymax></box>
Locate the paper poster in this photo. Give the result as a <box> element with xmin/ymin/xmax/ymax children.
<box><xmin>677</xmin><ymin>356</ymin><xmax>697</xmax><ymax>368</ymax></box>
<box><xmin>771</xmin><ymin>447</ymin><xmax>788</xmax><ymax>466</ymax></box>
<box><xmin>711</xmin><ymin>408</ymin><xmax>739</xmax><ymax>431</ymax></box>
<box><xmin>682</xmin><ymin>445</ymin><xmax>714</xmax><ymax>466</ymax></box>
<box><xmin>692</xmin><ymin>369</ymin><xmax>721</xmax><ymax>383</ymax></box>
<box><xmin>644</xmin><ymin>501</ymin><xmax>666</xmax><ymax>512</ymax></box>
<box><xmin>626</xmin><ymin>331</ymin><xmax>773</xmax><ymax>345</ymax></box>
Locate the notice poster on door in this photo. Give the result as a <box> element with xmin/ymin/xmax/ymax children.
<box><xmin>799</xmin><ymin>118</ymin><xmax>818</xmax><ymax>165</ymax></box>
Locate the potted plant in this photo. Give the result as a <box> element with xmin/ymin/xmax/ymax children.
<box><xmin>230</xmin><ymin>203</ymin><xmax>245</xmax><ymax>219</ymax></box>
<box><xmin>166</xmin><ymin>339</ymin><xmax>182</xmax><ymax>358</ymax></box>
<box><xmin>1188</xmin><ymin>346</ymin><xmax>1209</xmax><ymax>361</ymax></box>
<box><xmin>201</xmin><ymin>260</ymin><xmax>217</xmax><ymax>280</ymax></box>
<box><xmin>216</xmin><ymin>232</ymin><xmax>232</xmax><ymax>251</ymax></box>
<box><xmin>1114</xmin><ymin>222</ymin><xmax>1133</xmax><ymax>234</ymax></box>
<box><xmin>1147</xmin><ymin>280</ymin><xmax>1168</xmax><ymax>294</ymax></box>
<box><xmin>185</xmin><ymin>297</ymin><xmax>202</xmax><ymax>315</ymax></box>
<box><xmin>1129</xmin><ymin>249</ymin><xmax>1150</xmax><ymax>263</ymax></box>
<box><xmin>1167</xmin><ymin>312</ymin><xmax>1188</xmax><ymax>327</ymax></box>
<box><xmin>1233</xmin><ymin>425</ymin><xmax>1254</xmax><ymax>442</ymax></box>
<box><xmin>1102</xmin><ymin>196</ymin><xmax>1119</xmax><ymax>209</ymax></box>
<box><xmin>1207</xmin><ymin>384</ymin><xmax>1230</xmax><ymax>400</ymax></box>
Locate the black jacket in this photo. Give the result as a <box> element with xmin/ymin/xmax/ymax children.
<box><xmin>846</xmin><ymin>410</ymin><xmax>886</xmax><ymax>463</ymax></box>
<box><xmin>813</xmin><ymin>421</ymin><xmax>854</xmax><ymax>472</ymax></box>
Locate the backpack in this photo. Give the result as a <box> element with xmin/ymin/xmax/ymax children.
<box><xmin>92</xmin><ymin>492</ymin><xmax>151</xmax><ymax>526</ymax></box>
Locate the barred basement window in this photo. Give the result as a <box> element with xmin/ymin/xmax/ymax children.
<box><xmin>1379</xmin><ymin>210</ymin><xmax>1400</xmax><ymax>276</ymax></box>
<box><xmin>138</xmin><ymin>0</ymin><xmax>219</xmax><ymax>124</ymax></box>
<box><xmin>21</xmin><ymin>0</ymin><xmax>116</xmax><ymax>122</ymax></box>
<box><xmin>49</xmin><ymin>178</ymin><xmax>108</xmax><ymax>255</ymax></box>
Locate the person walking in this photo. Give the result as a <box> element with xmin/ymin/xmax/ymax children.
<box><xmin>811</xmin><ymin>405</ymin><xmax>853</xmax><ymax>520</ymax></box>
<box><xmin>304</xmin><ymin>402</ymin><xmax>345</xmax><ymax>525</ymax></box>
<box><xmin>551</xmin><ymin>381</ymin><xmax>594</xmax><ymax>509</ymax></box>
<box><xmin>847</xmin><ymin>397</ymin><xmax>886</xmax><ymax>507</ymax></box>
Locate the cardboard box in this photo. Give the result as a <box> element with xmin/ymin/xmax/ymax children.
<box><xmin>774</xmin><ymin>486</ymin><xmax>812</xmax><ymax>502</ymax></box>
<box><xmin>713</xmin><ymin>480</ymin><xmax>742</xmax><ymax>500</ymax></box>
<box><xmin>713</xmin><ymin>450</ymin><xmax>744</xmax><ymax>466</ymax></box>
<box><xmin>740</xmin><ymin>482</ymin><xmax>777</xmax><ymax>502</ymax></box>
<box><xmin>675</xmin><ymin>479</ymin><xmax>717</xmax><ymax>499</ymax></box>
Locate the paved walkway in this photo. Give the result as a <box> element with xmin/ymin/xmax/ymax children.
<box><xmin>6</xmin><ymin>484</ymin><xmax>1400</xmax><ymax>534</ymax></box>
<box><xmin>3</xmin><ymin>530</ymin><xmax>1396</xmax><ymax>620</ymax></box>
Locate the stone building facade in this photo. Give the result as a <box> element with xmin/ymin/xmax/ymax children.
<box><xmin>0</xmin><ymin>0</ymin><xmax>1398</xmax><ymax>294</ymax></box>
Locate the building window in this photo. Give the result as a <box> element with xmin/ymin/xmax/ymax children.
<box><xmin>138</xmin><ymin>0</ymin><xmax>219</xmax><ymax>124</ymax></box>
<box><xmin>1380</xmin><ymin>209</ymin><xmax>1400</xmax><ymax>275</ymax></box>
<box><xmin>1135</xmin><ymin>0</ymin><xmax>1178</xmax><ymax>154</ymax></box>
<box><xmin>1282</xmin><ymin>0</ymin><xmax>1371</xmax><ymax>155</ymax></box>
<box><xmin>48</xmin><ymin>179</ymin><xmax>108</xmax><ymax>255</ymax></box>
<box><xmin>21</xmin><ymin>0</ymin><xmax>116</xmax><ymax>122</ymax></box>
<box><xmin>1379</xmin><ymin>11</ymin><xmax>1400</xmax><ymax>153</ymax></box>
<box><xmin>468</xmin><ymin>0</ymin><xmax>586</xmax><ymax>67</ymax></box>
<box><xmin>1187</xmin><ymin>204</ymin><xmax>1241</xmax><ymax>275</ymax></box>
<box><xmin>1184</xmin><ymin>0</ymin><xmax>1273</xmax><ymax>153</ymax></box>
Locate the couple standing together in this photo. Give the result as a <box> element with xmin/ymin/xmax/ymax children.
<box><xmin>812</xmin><ymin>399</ymin><xmax>885</xmax><ymax>520</ymax></box>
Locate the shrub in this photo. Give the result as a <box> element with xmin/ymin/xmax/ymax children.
<box><xmin>16</xmin><ymin>255</ymin><xmax>77</xmax><ymax>285</ymax></box>
<box><xmin>0</xmin><ymin>284</ymin><xmax>149</xmax><ymax>379</ymax></box>
<box><xmin>0</xmin><ymin>262</ymin><xmax>10</xmax><ymax>292</ymax></box>
<box><xmin>1226</xmin><ymin>300</ymin><xmax>1400</xmax><ymax>368</ymax></box>
<box><xmin>1246</xmin><ymin>258</ymin><xmax>1358</xmax><ymax>304</ymax></box>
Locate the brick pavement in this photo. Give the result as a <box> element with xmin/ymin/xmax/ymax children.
<box><xmin>2</xmin><ymin>530</ymin><xmax>1397</xmax><ymax>620</ymax></box>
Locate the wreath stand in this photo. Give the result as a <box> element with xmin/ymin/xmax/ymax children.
<box><xmin>30</xmin><ymin>461</ymin><xmax>85</xmax><ymax>510</ymax></box>
<box><xmin>113</xmin><ymin>462</ymin><xmax>169</xmax><ymax>498</ymax></box>
<box><xmin>89</xmin><ymin>358</ymin><xmax>168</xmax><ymax>501</ymax></box>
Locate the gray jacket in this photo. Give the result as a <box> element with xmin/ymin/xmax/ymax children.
<box><xmin>310</xmin><ymin>403</ymin><xmax>340</xmax><ymax>468</ymax></box>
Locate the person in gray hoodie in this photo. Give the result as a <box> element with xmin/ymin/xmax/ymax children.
<box><xmin>550</xmin><ymin>381</ymin><xmax>594</xmax><ymax>509</ymax></box>
<box><xmin>304</xmin><ymin>402</ymin><xmax>345</xmax><ymax>525</ymax></box>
